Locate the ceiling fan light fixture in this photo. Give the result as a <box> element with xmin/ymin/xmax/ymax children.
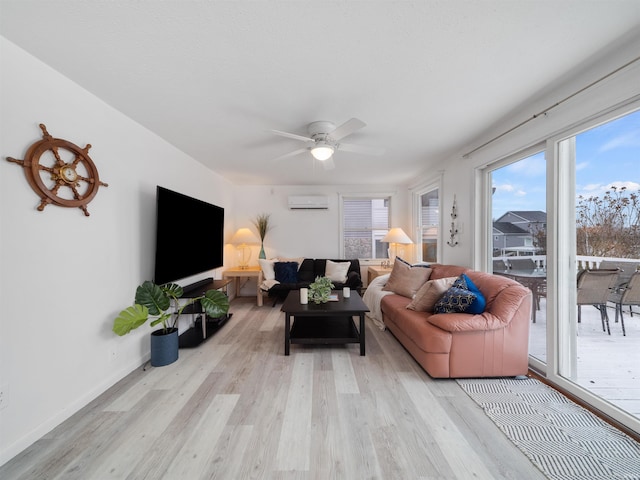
<box><xmin>310</xmin><ymin>142</ymin><xmax>335</xmax><ymax>161</ymax></box>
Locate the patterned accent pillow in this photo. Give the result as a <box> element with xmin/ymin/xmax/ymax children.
<box><xmin>274</xmin><ymin>262</ymin><xmax>299</xmax><ymax>284</ymax></box>
<box><xmin>433</xmin><ymin>273</ymin><xmax>486</xmax><ymax>314</ymax></box>
<box><xmin>382</xmin><ymin>257</ymin><xmax>432</xmax><ymax>299</ymax></box>
<box><xmin>406</xmin><ymin>276</ymin><xmax>458</xmax><ymax>312</ymax></box>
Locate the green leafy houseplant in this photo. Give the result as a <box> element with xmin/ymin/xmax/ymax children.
<box><xmin>308</xmin><ymin>276</ymin><xmax>335</xmax><ymax>304</ymax></box>
<box><xmin>112</xmin><ymin>281</ymin><xmax>230</xmax><ymax>336</ymax></box>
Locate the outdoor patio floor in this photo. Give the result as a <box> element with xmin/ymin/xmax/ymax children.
<box><xmin>528</xmin><ymin>298</ymin><xmax>640</xmax><ymax>419</ymax></box>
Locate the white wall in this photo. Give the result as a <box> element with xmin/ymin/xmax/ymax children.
<box><xmin>232</xmin><ymin>185</ymin><xmax>410</xmax><ymax>263</ymax></box>
<box><xmin>0</xmin><ymin>37</ymin><xmax>235</xmax><ymax>464</ymax></box>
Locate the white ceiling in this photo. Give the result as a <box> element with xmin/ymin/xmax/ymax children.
<box><xmin>2</xmin><ymin>1</ymin><xmax>640</xmax><ymax>186</ymax></box>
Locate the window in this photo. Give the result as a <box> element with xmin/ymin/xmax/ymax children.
<box><xmin>418</xmin><ymin>189</ymin><xmax>439</xmax><ymax>263</ymax></box>
<box><xmin>342</xmin><ymin>196</ymin><xmax>390</xmax><ymax>259</ymax></box>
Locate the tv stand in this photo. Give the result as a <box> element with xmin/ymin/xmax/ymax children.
<box><xmin>178</xmin><ymin>277</ymin><xmax>232</xmax><ymax>348</ymax></box>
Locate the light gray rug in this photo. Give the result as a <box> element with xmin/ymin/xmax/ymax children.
<box><xmin>457</xmin><ymin>377</ymin><xmax>640</xmax><ymax>480</ymax></box>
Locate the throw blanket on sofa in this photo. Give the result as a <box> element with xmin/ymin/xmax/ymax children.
<box><xmin>363</xmin><ymin>273</ymin><xmax>392</xmax><ymax>330</ymax></box>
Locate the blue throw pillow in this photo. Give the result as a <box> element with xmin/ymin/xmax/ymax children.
<box><xmin>274</xmin><ymin>262</ymin><xmax>298</xmax><ymax>283</ymax></box>
<box><xmin>434</xmin><ymin>273</ymin><xmax>486</xmax><ymax>314</ymax></box>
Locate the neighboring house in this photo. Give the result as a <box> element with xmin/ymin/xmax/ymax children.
<box><xmin>494</xmin><ymin>211</ymin><xmax>547</xmax><ymax>254</ymax></box>
<box><xmin>495</xmin><ymin>211</ymin><xmax>547</xmax><ymax>233</ymax></box>
<box><xmin>492</xmin><ymin>221</ymin><xmax>533</xmax><ymax>255</ymax></box>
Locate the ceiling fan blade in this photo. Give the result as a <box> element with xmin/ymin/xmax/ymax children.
<box><xmin>273</xmin><ymin>148</ymin><xmax>308</xmax><ymax>161</ymax></box>
<box><xmin>329</xmin><ymin>118</ymin><xmax>366</xmax><ymax>141</ymax></box>
<box><xmin>270</xmin><ymin>129</ymin><xmax>314</xmax><ymax>143</ymax></box>
<box><xmin>321</xmin><ymin>157</ymin><xmax>335</xmax><ymax>170</ymax></box>
<box><xmin>339</xmin><ymin>142</ymin><xmax>385</xmax><ymax>156</ymax></box>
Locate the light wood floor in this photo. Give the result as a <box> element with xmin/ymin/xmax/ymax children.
<box><xmin>1</xmin><ymin>298</ymin><xmax>546</xmax><ymax>480</ymax></box>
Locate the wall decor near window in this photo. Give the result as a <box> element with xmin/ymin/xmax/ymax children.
<box><xmin>6</xmin><ymin>123</ymin><xmax>108</xmax><ymax>216</ymax></box>
<box><xmin>446</xmin><ymin>195</ymin><xmax>459</xmax><ymax>247</ymax></box>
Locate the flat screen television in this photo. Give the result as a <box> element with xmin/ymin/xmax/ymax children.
<box><xmin>154</xmin><ymin>186</ymin><xmax>224</xmax><ymax>285</ymax></box>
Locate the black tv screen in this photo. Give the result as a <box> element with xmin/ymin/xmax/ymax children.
<box><xmin>154</xmin><ymin>186</ymin><xmax>224</xmax><ymax>285</ymax></box>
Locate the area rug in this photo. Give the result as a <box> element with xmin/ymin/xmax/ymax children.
<box><xmin>456</xmin><ymin>377</ymin><xmax>640</xmax><ymax>479</ymax></box>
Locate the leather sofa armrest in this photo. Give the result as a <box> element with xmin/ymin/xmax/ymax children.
<box><xmin>427</xmin><ymin>312</ymin><xmax>510</xmax><ymax>332</ymax></box>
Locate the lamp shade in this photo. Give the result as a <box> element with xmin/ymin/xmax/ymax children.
<box><xmin>310</xmin><ymin>142</ymin><xmax>335</xmax><ymax>161</ymax></box>
<box><xmin>230</xmin><ymin>227</ymin><xmax>259</xmax><ymax>245</ymax></box>
<box><xmin>382</xmin><ymin>227</ymin><xmax>413</xmax><ymax>244</ymax></box>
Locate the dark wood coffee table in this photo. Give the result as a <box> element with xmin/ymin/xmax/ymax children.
<box><xmin>280</xmin><ymin>290</ymin><xmax>369</xmax><ymax>356</ymax></box>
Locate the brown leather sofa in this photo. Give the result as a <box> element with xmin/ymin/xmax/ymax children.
<box><xmin>380</xmin><ymin>264</ymin><xmax>531</xmax><ymax>378</ymax></box>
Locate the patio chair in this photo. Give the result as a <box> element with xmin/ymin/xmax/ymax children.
<box><xmin>508</xmin><ymin>258</ymin><xmax>537</xmax><ymax>271</ymax></box>
<box><xmin>601</xmin><ymin>261</ymin><xmax>640</xmax><ymax>313</ymax></box>
<box><xmin>492</xmin><ymin>259</ymin><xmax>507</xmax><ymax>273</ymax></box>
<box><xmin>613</xmin><ymin>271</ymin><xmax>640</xmax><ymax>336</ymax></box>
<box><xmin>576</xmin><ymin>269</ymin><xmax>620</xmax><ymax>335</ymax></box>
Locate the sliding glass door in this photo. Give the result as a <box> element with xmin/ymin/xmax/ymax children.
<box><xmin>480</xmin><ymin>106</ymin><xmax>640</xmax><ymax>433</ymax></box>
<box><xmin>555</xmin><ymin>108</ymin><xmax>640</xmax><ymax>420</ymax></box>
<box><xmin>487</xmin><ymin>150</ymin><xmax>547</xmax><ymax>365</ymax></box>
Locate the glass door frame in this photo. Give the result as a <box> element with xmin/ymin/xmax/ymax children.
<box><xmin>475</xmin><ymin>99</ymin><xmax>640</xmax><ymax>434</ymax></box>
<box><xmin>474</xmin><ymin>143</ymin><xmax>547</xmax><ymax>374</ymax></box>
<box><xmin>546</xmin><ymin>102</ymin><xmax>640</xmax><ymax>433</ymax></box>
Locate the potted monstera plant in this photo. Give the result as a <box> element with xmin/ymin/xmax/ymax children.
<box><xmin>113</xmin><ymin>281</ymin><xmax>229</xmax><ymax>367</ymax></box>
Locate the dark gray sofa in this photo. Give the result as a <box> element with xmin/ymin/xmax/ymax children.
<box><xmin>265</xmin><ymin>258</ymin><xmax>362</xmax><ymax>305</ymax></box>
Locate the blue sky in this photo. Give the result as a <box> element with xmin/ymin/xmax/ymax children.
<box><xmin>492</xmin><ymin>109</ymin><xmax>640</xmax><ymax>219</ymax></box>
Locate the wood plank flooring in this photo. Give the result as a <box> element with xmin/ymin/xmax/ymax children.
<box><xmin>0</xmin><ymin>298</ymin><xmax>546</xmax><ymax>480</ymax></box>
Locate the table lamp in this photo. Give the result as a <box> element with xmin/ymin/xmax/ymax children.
<box><xmin>230</xmin><ymin>227</ymin><xmax>259</xmax><ymax>269</ymax></box>
<box><xmin>382</xmin><ymin>227</ymin><xmax>413</xmax><ymax>263</ymax></box>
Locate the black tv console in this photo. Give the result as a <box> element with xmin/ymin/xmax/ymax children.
<box><xmin>178</xmin><ymin>277</ymin><xmax>232</xmax><ymax>348</ymax></box>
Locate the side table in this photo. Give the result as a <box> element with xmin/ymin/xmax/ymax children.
<box><xmin>223</xmin><ymin>266</ymin><xmax>264</xmax><ymax>306</ymax></box>
<box><xmin>367</xmin><ymin>265</ymin><xmax>393</xmax><ymax>285</ymax></box>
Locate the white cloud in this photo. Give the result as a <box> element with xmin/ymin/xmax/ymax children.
<box><xmin>598</xmin><ymin>130</ymin><xmax>640</xmax><ymax>152</ymax></box>
<box><xmin>575</xmin><ymin>161</ymin><xmax>589</xmax><ymax>171</ymax></box>
<box><xmin>493</xmin><ymin>183</ymin><xmax>515</xmax><ymax>193</ymax></box>
<box><xmin>576</xmin><ymin>180</ymin><xmax>640</xmax><ymax>198</ymax></box>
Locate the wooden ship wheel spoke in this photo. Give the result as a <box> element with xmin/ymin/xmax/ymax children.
<box><xmin>6</xmin><ymin>124</ymin><xmax>108</xmax><ymax>216</ymax></box>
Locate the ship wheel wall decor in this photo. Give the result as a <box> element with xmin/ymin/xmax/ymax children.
<box><xmin>6</xmin><ymin>124</ymin><xmax>108</xmax><ymax>216</ymax></box>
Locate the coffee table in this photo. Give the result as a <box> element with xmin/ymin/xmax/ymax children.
<box><xmin>280</xmin><ymin>290</ymin><xmax>369</xmax><ymax>356</ymax></box>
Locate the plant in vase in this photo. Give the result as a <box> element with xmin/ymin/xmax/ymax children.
<box><xmin>308</xmin><ymin>276</ymin><xmax>335</xmax><ymax>304</ymax></box>
<box><xmin>112</xmin><ymin>281</ymin><xmax>229</xmax><ymax>366</ymax></box>
<box><xmin>252</xmin><ymin>213</ymin><xmax>272</xmax><ymax>260</ymax></box>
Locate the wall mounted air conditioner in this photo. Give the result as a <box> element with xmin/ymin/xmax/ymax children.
<box><xmin>287</xmin><ymin>195</ymin><xmax>329</xmax><ymax>210</ymax></box>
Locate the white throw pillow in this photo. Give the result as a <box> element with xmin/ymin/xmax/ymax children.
<box><xmin>325</xmin><ymin>260</ymin><xmax>350</xmax><ymax>283</ymax></box>
<box><xmin>259</xmin><ymin>258</ymin><xmax>279</xmax><ymax>280</ymax></box>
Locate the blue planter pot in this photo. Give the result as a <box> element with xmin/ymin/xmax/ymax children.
<box><xmin>150</xmin><ymin>328</ymin><xmax>179</xmax><ymax>367</ymax></box>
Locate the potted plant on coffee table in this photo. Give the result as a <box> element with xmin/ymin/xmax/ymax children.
<box><xmin>308</xmin><ymin>276</ymin><xmax>335</xmax><ymax>304</ymax></box>
<box><xmin>113</xmin><ymin>281</ymin><xmax>229</xmax><ymax>367</ymax></box>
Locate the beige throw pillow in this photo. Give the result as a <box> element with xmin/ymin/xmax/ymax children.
<box><xmin>259</xmin><ymin>258</ymin><xmax>279</xmax><ymax>280</ymax></box>
<box><xmin>382</xmin><ymin>258</ymin><xmax>432</xmax><ymax>298</ymax></box>
<box><xmin>407</xmin><ymin>276</ymin><xmax>458</xmax><ymax>312</ymax></box>
<box><xmin>325</xmin><ymin>260</ymin><xmax>350</xmax><ymax>283</ymax></box>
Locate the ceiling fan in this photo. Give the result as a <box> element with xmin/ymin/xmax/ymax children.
<box><xmin>270</xmin><ymin>118</ymin><xmax>384</xmax><ymax>169</ymax></box>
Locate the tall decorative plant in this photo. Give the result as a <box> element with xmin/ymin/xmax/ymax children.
<box><xmin>252</xmin><ymin>213</ymin><xmax>272</xmax><ymax>259</ymax></box>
